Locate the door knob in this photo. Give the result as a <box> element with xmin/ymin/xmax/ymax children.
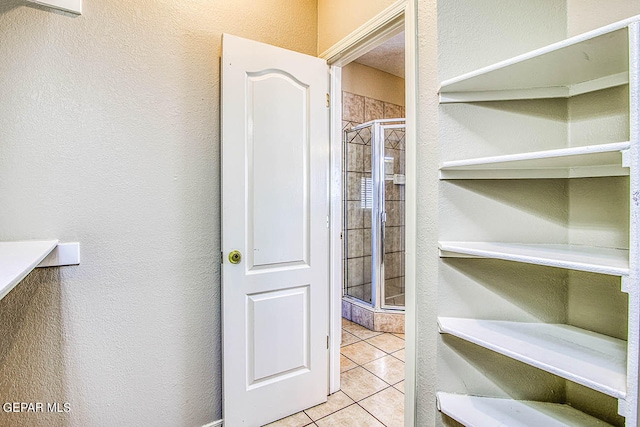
<box><xmin>228</xmin><ymin>250</ymin><xmax>242</xmax><ymax>264</ymax></box>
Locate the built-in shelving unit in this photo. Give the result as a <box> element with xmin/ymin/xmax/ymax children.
<box><xmin>0</xmin><ymin>241</ymin><xmax>80</xmax><ymax>301</ymax></box>
<box><xmin>437</xmin><ymin>393</ymin><xmax>614</xmax><ymax>427</ymax></box>
<box><xmin>439</xmin><ymin>242</ymin><xmax>629</xmax><ymax>277</ymax></box>
<box><xmin>437</xmin><ymin>12</ymin><xmax>639</xmax><ymax>427</ymax></box>
<box><xmin>439</xmin><ymin>142</ymin><xmax>630</xmax><ymax>180</ymax></box>
<box><xmin>438</xmin><ymin>317</ymin><xmax>627</xmax><ymax>399</ymax></box>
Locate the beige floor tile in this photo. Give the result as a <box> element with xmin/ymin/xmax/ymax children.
<box><xmin>342</xmin><ymin>329</ymin><xmax>360</xmax><ymax>347</ymax></box>
<box><xmin>342</xmin><ymin>318</ymin><xmax>355</xmax><ymax>328</ymax></box>
<box><xmin>366</xmin><ymin>333</ymin><xmax>405</xmax><ymax>354</ymax></box>
<box><xmin>394</xmin><ymin>380</ymin><xmax>405</xmax><ymax>394</ymax></box>
<box><xmin>340</xmin><ymin>367</ymin><xmax>388</xmax><ymax>401</ymax></box>
<box><xmin>341</xmin><ymin>354</ymin><xmax>358</xmax><ymax>373</ymax></box>
<box><xmin>304</xmin><ymin>391</ymin><xmax>354</xmax><ymax>421</ymax></box>
<box><xmin>393</xmin><ymin>333</ymin><xmax>405</xmax><ymax>340</ymax></box>
<box><xmin>315</xmin><ymin>403</ymin><xmax>384</xmax><ymax>427</ymax></box>
<box><xmin>342</xmin><ymin>321</ymin><xmax>383</xmax><ymax>340</ymax></box>
<box><xmin>359</xmin><ymin>387</ymin><xmax>405</xmax><ymax>427</ymax></box>
<box><xmin>341</xmin><ymin>341</ymin><xmax>386</xmax><ymax>365</ymax></box>
<box><xmin>362</xmin><ymin>355</ymin><xmax>405</xmax><ymax>385</ymax></box>
<box><xmin>391</xmin><ymin>348</ymin><xmax>405</xmax><ymax>362</ymax></box>
<box><xmin>263</xmin><ymin>411</ymin><xmax>313</xmax><ymax>427</ymax></box>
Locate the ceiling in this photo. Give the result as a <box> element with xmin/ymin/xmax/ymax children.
<box><xmin>354</xmin><ymin>32</ymin><xmax>405</xmax><ymax>79</ymax></box>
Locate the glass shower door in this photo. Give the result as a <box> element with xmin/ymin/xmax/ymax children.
<box><xmin>381</xmin><ymin>124</ymin><xmax>406</xmax><ymax>309</ymax></box>
<box><xmin>343</xmin><ymin>119</ymin><xmax>405</xmax><ymax>309</ymax></box>
<box><xmin>343</xmin><ymin>125</ymin><xmax>373</xmax><ymax>304</ymax></box>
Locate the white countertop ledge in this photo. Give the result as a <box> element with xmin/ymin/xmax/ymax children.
<box><xmin>0</xmin><ymin>240</ymin><xmax>59</xmax><ymax>301</ymax></box>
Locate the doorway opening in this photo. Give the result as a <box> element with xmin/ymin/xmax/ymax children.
<box><xmin>330</xmin><ymin>12</ymin><xmax>407</xmax><ymax>341</ymax></box>
<box><xmin>323</xmin><ymin>1</ymin><xmax>417</xmax><ymax>425</ymax></box>
<box><xmin>341</xmin><ymin>36</ymin><xmax>407</xmax><ymax>321</ymax></box>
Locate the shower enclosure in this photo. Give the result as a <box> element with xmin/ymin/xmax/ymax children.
<box><xmin>343</xmin><ymin>119</ymin><xmax>405</xmax><ymax>310</ymax></box>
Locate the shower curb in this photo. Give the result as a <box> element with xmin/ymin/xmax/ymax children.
<box><xmin>342</xmin><ymin>298</ymin><xmax>405</xmax><ymax>333</ymax></box>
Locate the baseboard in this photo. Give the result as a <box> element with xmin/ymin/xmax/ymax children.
<box><xmin>202</xmin><ymin>420</ymin><xmax>223</xmax><ymax>427</ymax></box>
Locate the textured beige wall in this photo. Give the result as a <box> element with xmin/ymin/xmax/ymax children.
<box><xmin>567</xmin><ymin>0</ymin><xmax>640</xmax><ymax>35</ymax></box>
<box><xmin>342</xmin><ymin>62</ymin><xmax>405</xmax><ymax>106</ymax></box>
<box><xmin>317</xmin><ymin>0</ymin><xmax>396</xmax><ymax>54</ymax></box>
<box><xmin>0</xmin><ymin>1</ymin><xmax>316</xmax><ymax>426</ymax></box>
<box><xmin>414</xmin><ymin>0</ymin><xmax>441</xmax><ymax>424</ymax></box>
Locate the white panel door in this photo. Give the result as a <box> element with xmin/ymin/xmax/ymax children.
<box><xmin>221</xmin><ymin>34</ymin><xmax>330</xmax><ymax>427</ymax></box>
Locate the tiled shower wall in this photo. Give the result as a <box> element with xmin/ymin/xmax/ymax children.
<box><xmin>342</xmin><ymin>91</ymin><xmax>405</xmax><ymax>307</ymax></box>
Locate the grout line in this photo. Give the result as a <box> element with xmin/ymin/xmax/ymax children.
<box><xmin>309</xmin><ymin>402</ymin><xmax>359</xmax><ymax>425</ymax></box>
<box><xmin>356</xmin><ymin>386</ymin><xmax>396</xmax><ymax>427</ymax></box>
<box><xmin>359</xmin><ymin>362</ymin><xmax>400</xmax><ymax>388</ymax></box>
<box><xmin>389</xmin><ymin>353</ymin><xmax>404</xmax><ymax>362</ymax></box>
<box><xmin>305</xmin><ymin>402</ymin><xmax>360</xmax><ymax>423</ymax></box>
<box><xmin>336</xmin><ymin>329</ymin><xmax>405</xmax><ymax>426</ymax></box>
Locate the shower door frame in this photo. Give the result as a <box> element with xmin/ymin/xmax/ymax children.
<box><xmin>348</xmin><ymin>119</ymin><xmax>406</xmax><ymax>311</ymax></box>
<box><xmin>321</xmin><ymin>0</ymin><xmax>417</xmax><ymax>424</ymax></box>
<box><xmin>377</xmin><ymin>121</ymin><xmax>406</xmax><ymax>311</ymax></box>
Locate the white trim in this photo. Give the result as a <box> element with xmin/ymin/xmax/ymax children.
<box><xmin>402</xmin><ymin>1</ymin><xmax>417</xmax><ymax>425</ymax></box>
<box><xmin>329</xmin><ymin>65</ymin><xmax>343</xmax><ymax>395</ymax></box>
<box><xmin>323</xmin><ymin>0</ymin><xmax>417</xmax><ymax>424</ymax></box>
<box><xmin>626</xmin><ymin>20</ymin><xmax>640</xmax><ymax>425</ymax></box>
<box><xmin>319</xmin><ymin>0</ymin><xmax>406</xmax><ymax>66</ymax></box>
<box><xmin>201</xmin><ymin>420</ymin><xmax>223</xmax><ymax>427</ymax></box>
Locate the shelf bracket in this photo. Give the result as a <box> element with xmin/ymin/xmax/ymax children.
<box><xmin>622</xmin><ymin>149</ymin><xmax>632</xmax><ymax>168</ymax></box>
<box><xmin>26</xmin><ymin>0</ymin><xmax>82</xmax><ymax>15</ymax></box>
<box><xmin>36</xmin><ymin>242</ymin><xmax>80</xmax><ymax>268</ymax></box>
<box><xmin>619</xmin><ymin>398</ymin><xmax>626</xmax><ymax>417</ymax></box>
<box><xmin>621</xmin><ymin>276</ymin><xmax>630</xmax><ymax>293</ymax></box>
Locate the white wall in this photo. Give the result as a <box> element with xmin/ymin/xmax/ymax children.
<box><xmin>0</xmin><ymin>1</ymin><xmax>317</xmax><ymax>426</ymax></box>
<box><xmin>567</xmin><ymin>0</ymin><xmax>640</xmax><ymax>35</ymax></box>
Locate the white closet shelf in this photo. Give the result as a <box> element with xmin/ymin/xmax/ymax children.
<box><xmin>0</xmin><ymin>240</ymin><xmax>80</xmax><ymax>301</ymax></box>
<box><xmin>439</xmin><ymin>15</ymin><xmax>639</xmax><ymax>103</ymax></box>
<box><xmin>439</xmin><ymin>141</ymin><xmax>630</xmax><ymax>179</ymax></box>
<box><xmin>439</xmin><ymin>241</ymin><xmax>629</xmax><ymax>276</ymax></box>
<box><xmin>437</xmin><ymin>392</ymin><xmax>613</xmax><ymax>426</ymax></box>
<box><xmin>438</xmin><ymin>318</ymin><xmax>627</xmax><ymax>399</ymax></box>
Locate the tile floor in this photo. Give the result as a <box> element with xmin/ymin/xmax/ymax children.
<box><xmin>264</xmin><ymin>318</ymin><xmax>405</xmax><ymax>427</ymax></box>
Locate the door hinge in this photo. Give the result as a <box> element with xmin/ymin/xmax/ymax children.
<box><xmin>327</xmin><ymin>216</ymin><xmax>330</xmax><ymax>228</ymax></box>
<box><xmin>221</xmin><ymin>251</ymin><xmax>224</xmax><ymax>264</ymax></box>
<box><xmin>327</xmin><ymin>335</ymin><xmax>329</xmax><ymax>349</ymax></box>
<box><xmin>340</xmin><ymin>232</ymin><xmax>343</xmax><ymax>240</ymax></box>
<box><xmin>326</xmin><ymin>93</ymin><xmax>330</xmax><ymax>108</ymax></box>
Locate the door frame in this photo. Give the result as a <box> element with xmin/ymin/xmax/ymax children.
<box><xmin>319</xmin><ymin>0</ymin><xmax>417</xmax><ymax>425</ymax></box>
